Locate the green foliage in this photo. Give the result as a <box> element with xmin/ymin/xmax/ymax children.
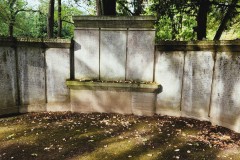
<box><xmin>147</xmin><ymin>0</ymin><xmax>240</xmax><ymax>41</ymax></box>
<box><xmin>0</xmin><ymin>0</ymin><xmax>28</xmax><ymax>36</ymax></box>
<box><xmin>57</xmin><ymin>4</ymin><xmax>83</xmax><ymax>38</ymax></box>
<box><xmin>0</xmin><ymin>0</ymin><xmax>239</xmax><ymax>40</ymax></box>
<box><xmin>0</xmin><ymin>0</ymin><xmax>83</xmax><ymax>38</ymax></box>
<box><xmin>147</xmin><ymin>0</ymin><xmax>198</xmax><ymax>41</ymax></box>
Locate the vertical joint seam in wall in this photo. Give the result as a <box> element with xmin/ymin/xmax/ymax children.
<box><xmin>179</xmin><ymin>51</ymin><xmax>186</xmax><ymax>111</ymax></box>
<box><xmin>99</xmin><ymin>28</ymin><xmax>101</xmax><ymax>80</ymax></box>
<box><xmin>125</xmin><ymin>28</ymin><xmax>129</xmax><ymax>81</ymax></box>
<box><xmin>43</xmin><ymin>47</ymin><xmax>48</xmax><ymax>104</ymax></box>
<box><xmin>153</xmin><ymin>45</ymin><xmax>157</xmax><ymax>82</ymax></box>
<box><xmin>153</xmin><ymin>29</ymin><xmax>157</xmax><ymax>82</ymax></box>
<box><xmin>208</xmin><ymin>50</ymin><xmax>217</xmax><ymax>117</ymax></box>
<box><xmin>14</xmin><ymin>46</ymin><xmax>21</xmax><ymax>110</ymax></box>
<box><xmin>70</xmin><ymin>38</ymin><xmax>75</xmax><ymax>80</ymax></box>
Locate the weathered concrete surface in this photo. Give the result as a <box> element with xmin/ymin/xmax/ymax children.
<box><xmin>73</xmin><ymin>16</ymin><xmax>156</xmax><ymax>28</ymax></box>
<box><xmin>210</xmin><ymin>52</ymin><xmax>240</xmax><ymax>132</ymax></box>
<box><xmin>74</xmin><ymin>29</ymin><xmax>99</xmax><ymax>80</ymax></box>
<box><xmin>155</xmin><ymin>51</ymin><xmax>184</xmax><ymax>116</ymax></box>
<box><xmin>181</xmin><ymin>51</ymin><xmax>214</xmax><ymax>120</ymax></box>
<box><xmin>46</xmin><ymin>48</ymin><xmax>70</xmax><ymax>111</ymax></box>
<box><xmin>126</xmin><ymin>30</ymin><xmax>155</xmax><ymax>82</ymax></box>
<box><xmin>93</xmin><ymin>91</ymin><xmax>132</xmax><ymax>114</ymax></box>
<box><xmin>67</xmin><ymin>81</ymin><xmax>160</xmax><ymax>115</ymax></box>
<box><xmin>132</xmin><ymin>92</ymin><xmax>156</xmax><ymax>116</ymax></box>
<box><xmin>20</xmin><ymin>104</ymin><xmax>47</xmax><ymax>113</ymax></box>
<box><xmin>70</xmin><ymin>89</ymin><xmax>157</xmax><ymax>115</ymax></box>
<box><xmin>0</xmin><ymin>47</ymin><xmax>18</xmax><ymax>115</ymax></box>
<box><xmin>71</xmin><ymin>90</ymin><xmax>132</xmax><ymax>114</ymax></box>
<box><xmin>18</xmin><ymin>47</ymin><xmax>46</xmax><ymax>112</ymax></box>
<box><xmin>71</xmin><ymin>89</ymin><xmax>95</xmax><ymax>113</ymax></box>
<box><xmin>100</xmin><ymin>30</ymin><xmax>127</xmax><ymax>81</ymax></box>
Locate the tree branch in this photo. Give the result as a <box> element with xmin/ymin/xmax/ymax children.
<box><xmin>14</xmin><ymin>9</ymin><xmax>41</xmax><ymax>16</ymax></box>
<box><xmin>73</xmin><ymin>1</ymin><xmax>91</xmax><ymax>14</ymax></box>
<box><xmin>62</xmin><ymin>19</ymin><xmax>74</xmax><ymax>24</ymax></box>
<box><xmin>117</xmin><ymin>1</ymin><xmax>134</xmax><ymax>15</ymax></box>
<box><xmin>211</xmin><ymin>1</ymin><xmax>240</xmax><ymax>8</ymax></box>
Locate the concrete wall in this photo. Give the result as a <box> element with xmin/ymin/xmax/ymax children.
<box><xmin>0</xmin><ymin>47</ymin><xmax>18</xmax><ymax>115</ymax></box>
<box><xmin>0</xmin><ymin>38</ymin><xmax>71</xmax><ymax>115</ymax></box>
<box><xmin>73</xmin><ymin>16</ymin><xmax>156</xmax><ymax>82</ymax></box>
<box><xmin>210</xmin><ymin>51</ymin><xmax>240</xmax><ymax>132</ymax></box>
<box><xmin>155</xmin><ymin>51</ymin><xmax>184</xmax><ymax>117</ymax></box>
<box><xmin>1</xmin><ymin>38</ymin><xmax>240</xmax><ymax>133</ymax></box>
<box><xmin>155</xmin><ymin>41</ymin><xmax>240</xmax><ymax>132</ymax></box>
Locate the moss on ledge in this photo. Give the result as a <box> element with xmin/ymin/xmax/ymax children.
<box><xmin>66</xmin><ymin>80</ymin><xmax>162</xmax><ymax>93</ymax></box>
<box><xmin>156</xmin><ymin>40</ymin><xmax>240</xmax><ymax>51</ymax></box>
<box><xmin>0</xmin><ymin>37</ymin><xmax>71</xmax><ymax>48</ymax></box>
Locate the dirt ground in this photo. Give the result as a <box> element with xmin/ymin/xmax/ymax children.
<box><xmin>0</xmin><ymin>112</ymin><xmax>240</xmax><ymax>160</ymax></box>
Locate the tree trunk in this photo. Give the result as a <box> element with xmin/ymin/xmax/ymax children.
<box><xmin>102</xmin><ymin>0</ymin><xmax>116</xmax><ymax>15</ymax></box>
<box><xmin>214</xmin><ymin>0</ymin><xmax>238</xmax><ymax>40</ymax></box>
<box><xmin>133</xmin><ymin>0</ymin><xmax>143</xmax><ymax>15</ymax></box>
<box><xmin>57</xmin><ymin>0</ymin><xmax>62</xmax><ymax>38</ymax></box>
<box><xmin>171</xmin><ymin>17</ymin><xmax>177</xmax><ymax>40</ymax></box>
<box><xmin>9</xmin><ymin>0</ymin><xmax>17</xmax><ymax>37</ymax></box>
<box><xmin>47</xmin><ymin>0</ymin><xmax>55</xmax><ymax>38</ymax></box>
<box><xmin>9</xmin><ymin>22</ymin><xmax>14</xmax><ymax>37</ymax></box>
<box><xmin>96</xmin><ymin>0</ymin><xmax>102</xmax><ymax>15</ymax></box>
<box><xmin>197</xmin><ymin>0</ymin><xmax>210</xmax><ymax>40</ymax></box>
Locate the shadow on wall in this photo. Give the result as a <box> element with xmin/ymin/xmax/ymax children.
<box><xmin>74</xmin><ymin>29</ymin><xmax>100</xmax><ymax>80</ymax></box>
<box><xmin>181</xmin><ymin>51</ymin><xmax>214</xmax><ymax>120</ymax></box>
<box><xmin>0</xmin><ymin>47</ymin><xmax>18</xmax><ymax>115</ymax></box>
<box><xmin>126</xmin><ymin>30</ymin><xmax>155</xmax><ymax>82</ymax></box>
<box><xmin>210</xmin><ymin>50</ymin><xmax>240</xmax><ymax>132</ymax></box>
<box><xmin>18</xmin><ymin>46</ymin><xmax>46</xmax><ymax>112</ymax></box>
<box><xmin>155</xmin><ymin>43</ymin><xmax>240</xmax><ymax>133</ymax></box>
<box><xmin>74</xmin><ymin>41</ymin><xmax>81</xmax><ymax>51</ymax></box>
<box><xmin>45</xmin><ymin>48</ymin><xmax>70</xmax><ymax>102</ymax></box>
<box><xmin>74</xmin><ymin>29</ymin><xmax>155</xmax><ymax>82</ymax></box>
<box><xmin>155</xmin><ymin>50</ymin><xmax>184</xmax><ymax>116</ymax></box>
<box><xmin>100</xmin><ymin>30</ymin><xmax>126</xmax><ymax>81</ymax></box>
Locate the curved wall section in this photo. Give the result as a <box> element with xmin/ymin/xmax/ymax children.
<box><xmin>0</xmin><ymin>38</ymin><xmax>72</xmax><ymax>115</ymax></box>
<box><xmin>1</xmin><ymin>37</ymin><xmax>240</xmax><ymax>133</ymax></box>
<box><xmin>155</xmin><ymin>41</ymin><xmax>240</xmax><ymax>133</ymax></box>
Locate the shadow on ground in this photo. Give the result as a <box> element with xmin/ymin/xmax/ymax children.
<box><xmin>0</xmin><ymin>112</ymin><xmax>240</xmax><ymax>160</ymax></box>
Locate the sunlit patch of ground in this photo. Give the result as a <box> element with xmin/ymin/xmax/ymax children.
<box><xmin>0</xmin><ymin>112</ymin><xmax>240</xmax><ymax>160</ymax></box>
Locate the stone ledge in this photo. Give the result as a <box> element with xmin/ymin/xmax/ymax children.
<box><xmin>156</xmin><ymin>40</ymin><xmax>240</xmax><ymax>51</ymax></box>
<box><xmin>73</xmin><ymin>16</ymin><xmax>156</xmax><ymax>28</ymax></box>
<box><xmin>66</xmin><ymin>80</ymin><xmax>162</xmax><ymax>93</ymax></box>
<box><xmin>0</xmin><ymin>37</ymin><xmax>71</xmax><ymax>48</ymax></box>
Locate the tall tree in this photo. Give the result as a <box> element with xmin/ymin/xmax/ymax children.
<box><xmin>47</xmin><ymin>0</ymin><xmax>55</xmax><ymax>38</ymax></box>
<box><xmin>102</xmin><ymin>0</ymin><xmax>116</xmax><ymax>15</ymax></box>
<box><xmin>117</xmin><ymin>0</ymin><xmax>145</xmax><ymax>15</ymax></box>
<box><xmin>96</xmin><ymin>0</ymin><xmax>102</xmax><ymax>15</ymax></box>
<box><xmin>214</xmin><ymin>0</ymin><xmax>239</xmax><ymax>40</ymax></box>
<box><xmin>196</xmin><ymin>0</ymin><xmax>210</xmax><ymax>40</ymax></box>
<box><xmin>0</xmin><ymin>0</ymin><xmax>40</xmax><ymax>37</ymax></box>
<box><xmin>57</xmin><ymin>0</ymin><xmax>62</xmax><ymax>37</ymax></box>
<box><xmin>133</xmin><ymin>0</ymin><xmax>143</xmax><ymax>15</ymax></box>
<box><xmin>96</xmin><ymin>0</ymin><xmax>116</xmax><ymax>15</ymax></box>
<box><xmin>9</xmin><ymin>0</ymin><xmax>18</xmax><ymax>37</ymax></box>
